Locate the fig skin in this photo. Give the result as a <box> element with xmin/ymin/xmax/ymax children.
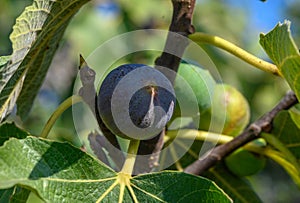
<box><xmin>173</xmin><ymin>61</ymin><xmax>216</xmax><ymax>118</ymax></box>
<box><xmin>198</xmin><ymin>84</ymin><xmax>250</xmax><ymax>136</ymax></box>
<box><xmin>214</xmin><ymin>84</ymin><xmax>250</xmax><ymax>136</ymax></box>
<box><xmin>97</xmin><ymin>64</ymin><xmax>175</xmax><ymax>140</ymax></box>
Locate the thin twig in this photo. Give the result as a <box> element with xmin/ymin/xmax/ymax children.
<box><xmin>184</xmin><ymin>91</ymin><xmax>298</xmax><ymax>175</ymax></box>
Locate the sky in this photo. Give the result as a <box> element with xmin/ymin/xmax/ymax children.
<box><xmin>226</xmin><ymin>0</ymin><xmax>292</xmax><ymax>32</ymax></box>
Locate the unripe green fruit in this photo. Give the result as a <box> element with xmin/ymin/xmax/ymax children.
<box><xmin>225</xmin><ymin>148</ymin><xmax>266</xmax><ymax>177</ymax></box>
<box><xmin>97</xmin><ymin>64</ymin><xmax>175</xmax><ymax>140</ymax></box>
<box><xmin>198</xmin><ymin>84</ymin><xmax>250</xmax><ymax>136</ymax></box>
<box><xmin>173</xmin><ymin>61</ymin><xmax>216</xmax><ymax>118</ymax></box>
<box><xmin>214</xmin><ymin>84</ymin><xmax>250</xmax><ymax>136</ymax></box>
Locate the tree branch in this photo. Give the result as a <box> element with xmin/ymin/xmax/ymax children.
<box><xmin>184</xmin><ymin>91</ymin><xmax>298</xmax><ymax>175</ymax></box>
<box><xmin>155</xmin><ymin>0</ymin><xmax>196</xmax><ymax>76</ymax></box>
<box><xmin>137</xmin><ymin>0</ymin><xmax>196</xmax><ymax>173</ymax></box>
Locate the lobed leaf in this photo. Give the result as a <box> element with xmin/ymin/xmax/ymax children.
<box><xmin>260</xmin><ymin>21</ymin><xmax>300</xmax><ymax>100</ymax></box>
<box><xmin>0</xmin><ymin>137</ymin><xmax>232</xmax><ymax>202</ymax></box>
<box><xmin>0</xmin><ymin>0</ymin><xmax>90</xmax><ymax>122</ymax></box>
<box><xmin>0</xmin><ymin>137</ymin><xmax>117</xmax><ymax>202</ymax></box>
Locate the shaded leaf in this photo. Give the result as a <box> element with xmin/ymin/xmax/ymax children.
<box><xmin>0</xmin><ymin>0</ymin><xmax>90</xmax><ymax>122</ymax></box>
<box><xmin>132</xmin><ymin>171</ymin><xmax>232</xmax><ymax>203</ymax></box>
<box><xmin>163</xmin><ymin>131</ymin><xmax>262</xmax><ymax>202</ymax></box>
<box><xmin>267</xmin><ymin>111</ymin><xmax>300</xmax><ymax>187</ymax></box>
<box><xmin>0</xmin><ymin>137</ymin><xmax>232</xmax><ymax>202</ymax></box>
<box><xmin>0</xmin><ymin>187</ymin><xmax>14</xmax><ymax>203</ymax></box>
<box><xmin>289</xmin><ymin>104</ymin><xmax>300</xmax><ymax>129</ymax></box>
<box><xmin>260</xmin><ymin>21</ymin><xmax>300</xmax><ymax>100</ymax></box>
<box><xmin>204</xmin><ymin>162</ymin><xmax>262</xmax><ymax>203</ymax></box>
<box><xmin>0</xmin><ymin>123</ymin><xmax>28</xmax><ymax>146</ymax></box>
<box><xmin>0</xmin><ymin>185</ymin><xmax>32</xmax><ymax>203</ymax></box>
<box><xmin>271</xmin><ymin>111</ymin><xmax>300</xmax><ymax>160</ymax></box>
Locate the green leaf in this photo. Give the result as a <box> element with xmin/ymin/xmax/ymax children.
<box><xmin>260</xmin><ymin>21</ymin><xmax>300</xmax><ymax>100</ymax></box>
<box><xmin>0</xmin><ymin>0</ymin><xmax>90</xmax><ymax>122</ymax></box>
<box><xmin>0</xmin><ymin>137</ymin><xmax>117</xmax><ymax>202</ymax></box>
<box><xmin>204</xmin><ymin>163</ymin><xmax>263</xmax><ymax>203</ymax></box>
<box><xmin>131</xmin><ymin>172</ymin><xmax>232</xmax><ymax>203</ymax></box>
<box><xmin>0</xmin><ymin>123</ymin><xmax>30</xmax><ymax>202</ymax></box>
<box><xmin>163</xmin><ymin>136</ymin><xmax>261</xmax><ymax>203</ymax></box>
<box><xmin>269</xmin><ymin>111</ymin><xmax>300</xmax><ymax>187</ymax></box>
<box><xmin>0</xmin><ymin>56</ymin><xmax>10</xmax><ymax>90</ymax></box>
<box><xmin>0</xmin><ymin>137</ymin><xmax>232</xmax><ymax>202</ymax></box>
<box><xmin>271</xmin><ymin>111</ymin><xmax>300</xmax><ymax>160</ymax></box>
<box><xmin>0</xmin><ymin>186</ymin><xmax>31</xmax><ymax>203</ymax></box>
<box><xmin>289</xmin><ymin>104</ymin><xmax>300</xmax><ymax>129</ymax></box>
<box><xmin>0</xmin><ymin>187</ymin><xmax>14</xmax><ymax>203</ymax></box>
<box><xmin>0</xmin><ymin>123</ymin><xmax>28</xmax><ymax>146</ymax></box>
<box><xmin>0</xmin><ymin>56</ymin><xmax>10</xmax><ymax>68</ymax></box>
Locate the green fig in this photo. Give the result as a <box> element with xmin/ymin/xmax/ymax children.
<box><xmin>197</xmin><ymin>84</ymin><xmax>250</xmax><ymax>136</ymax></box>
<box><xmin>173</xmin><ymin>61</ymin><xmax>216</xmax><ymax>118</ymax></box>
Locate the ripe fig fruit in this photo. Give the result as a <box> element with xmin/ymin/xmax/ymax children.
<box><xmin>173</xmin><ymin>61</ymin><xmax>216</xmax><ymax>118</ymax></box>
<box><xmin>97</xmin><ymin>64</ymin><xmax>175</xmax><ymax>140</ymax></box>
<box><xmin>225</xmin><ymin>148</ymin><xmax>266</xmax><ymax>177</ymax></box>
<box><xmin>198</xmin><ymin>84</ymin><xmax>250</xmax><ymax>136</ymax></box>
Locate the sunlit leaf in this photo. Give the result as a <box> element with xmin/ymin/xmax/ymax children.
<box><xmin>0</xmin><ymin>56</ymin><xmax>10</xmax><ymax>68</ymax></box>
<box><xmin>0</xmin><ymin>137</ymin><xmax>117</xmax><ymax>202</ymax></box>
<box><xmin>0</xmin><ymin>137</ymin><xmax>232</xmax><ymax>202</ymax></box>
<box><xmin>260</xmin><ymin>21</ymin><xmax>300</xmax><ymax>100</ymax></box>
<box><xmin>0</xmin><ymin>123</ymin><xmax>31</xmax><ymax>203</ymax></box>
<box><xmin>0</xmin><ymin>0</ymin><xmax>90</xmax><ymax>122</ymax></box>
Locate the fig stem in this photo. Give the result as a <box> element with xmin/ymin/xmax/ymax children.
<box><xmin>121</xmin><ymin>139</ymin><xmax>140</xmax><ymax>175</ymax></box>
<box><xmin>189</xmin><ymin>32</ymin><xmax>282</xmax><ymax>76</ymax></box>
<box><xmin>40</xmin><ymin>95</ymin><xmax>82</xmax><ymax>138</ymax></box>
<box><xmin>166</xmin><ymin>129</ymin><xmax>232</xmax><ymax>144</ymax></box>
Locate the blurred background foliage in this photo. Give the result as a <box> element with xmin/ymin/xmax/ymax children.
<box><xmin>1</xmin><ymin>0</ymin><xmax>300</xmax><ymax>202</ymax></box>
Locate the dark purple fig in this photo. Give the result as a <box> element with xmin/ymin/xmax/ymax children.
<box><xmin>97</xmin><ymin>64</ymin><xmax>175</xmax><ymax>140</ymax></box>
